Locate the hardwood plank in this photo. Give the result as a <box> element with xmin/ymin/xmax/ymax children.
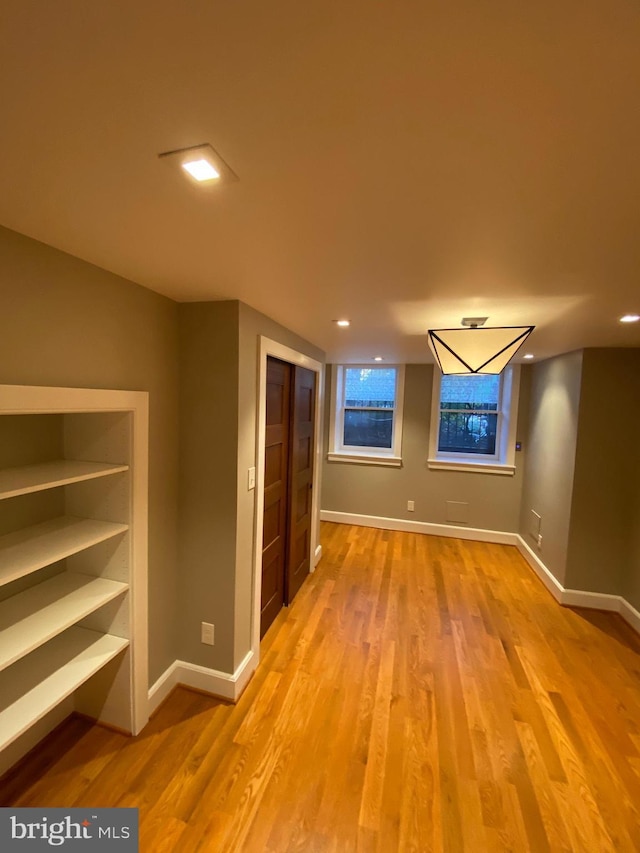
<box><xmin>515</xmin><ymin>720</ymin><xmax>574</xmax><ymax>852</ymax></box>
<box><xmin>358</xmin><ymin>640</ymin><xmax>395</xmax><ymax>831</ymax></box>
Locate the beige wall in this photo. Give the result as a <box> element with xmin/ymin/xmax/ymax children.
<box><xmin>565</xmin><ymin>349</ymin><xmax>640</xmax><ymax>598</ymax></box>
<box><xmin>178</xmin><ymin>301</ymin><xmax>324</xmax><ymax>674</ymax></box>
<box><xmin>321</xmin><ymin>364</ymin><xmax>526</xmax><ymax>533</ymax></box>
<box><xmin>0</xmin><ymin>226</ymin><xmax>180</xmax><ymax>683</ymax></box>
<box><xmin>518</xmin><ymin>351</ymin><xmax>583</xmax><ymax>585</ymax></box>
<box><xmin>177</xmin><ymin>302</ymin><xmax>240</xmax><ymax>673</ymax></box>
<box><xmin>519</xmin><ymin>348</ymin><xmax>640</xmax><ymax>604</ymax></box>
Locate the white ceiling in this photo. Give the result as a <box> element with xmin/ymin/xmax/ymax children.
<box><xmin>1</xmin><ymin>1</ymin><xmax>640</xmax><ymax>363</ymax></box>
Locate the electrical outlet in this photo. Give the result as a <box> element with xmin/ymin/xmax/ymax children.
<box><xmin>201</xmin><ymin>622</ymin><xmax>215</xmax><ymax>645</ymax></box>
<box><xmin>537</xmin><ymin>534</ymin><xmax>543</xmax><ymax>548</ymax></box>
<box><xmin>407</xmin><ymin>500</ymin><xmax>415</xmax><ymax>512</ymax></box>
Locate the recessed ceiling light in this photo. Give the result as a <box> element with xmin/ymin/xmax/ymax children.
<box><xmin>335</xmin><ymin>319</ymin><xmax>350</xmax><ymax>327</ymax></box>
<box><xmin>619</xmin><ymin>313</ymin><xmax>640</xmax><ymax>323</ymax></box>
<box><xmin>373</xmin><ymin>356</ymin><xmax>384</xmax><ymax>361</ymax></box>
<box><xmin>158</xmin><ymin>143</ymin><xmax>238</xmax><ymax>185</ymax></box>
<box><xmin>182</xmin><ymin>159</ymin><xmax>220</xmax><ymax>182</ymax></box>
<box><xmin>523</xmin><ymin>354</ymin><xmax>534</xmax><ymax>359</ymax></box>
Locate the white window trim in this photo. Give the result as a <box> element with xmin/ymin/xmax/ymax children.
<box><xmin>328</xmin><ymin>364</ymin><xmax>405</xmax><ymax>467</ymax></box>
<box><xmin>427</xmin><ymin>366</ymin><xmax>520</xmax><ymax>475</ymax></box>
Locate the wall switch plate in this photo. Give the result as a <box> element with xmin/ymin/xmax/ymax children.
<box><xmin>407</xmin><ymin>500</ymin><xmax>415</xmax><ymax>511</ymax></box>
<box><xmin>201</xmin><ymin>622</ymin><xmax>215</xmax><ymax>645</ymax></box>
<box><xmin>248</xmin><ymin>466</ymin><xmax>256</xmax><ymax>490</ymax></box>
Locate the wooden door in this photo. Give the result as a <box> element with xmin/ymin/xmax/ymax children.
<box><xmin>261</xmin><ymin>357</ymin><xmax>291</xmax><ymax>637</ymax></box>
<box><xmin>286</xmin><ymin>366</ymin><xmax>316</xmax><ymax>604</ymax></box>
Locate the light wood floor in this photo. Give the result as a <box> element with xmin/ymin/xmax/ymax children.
<box><xmin>2</xmin><ymin>522</ymin><xmax>640</xmax><ymax>851</ymax></box>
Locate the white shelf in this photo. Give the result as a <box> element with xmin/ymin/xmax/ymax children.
<box><xmin>0</xmin><ymin>627</ymin><xmax>129</xmax><ymax>750</ymax></box>
<box><xmin>0</xmin><ymin>572</ymin><xmax>129</xmax><ymax>672</ymax></box>
<box><xmin>0</xmin><ymin>459</ymin><xmax>129</xmax><ymax>501</ymax></box>
<box><xmin>0</xmin><ymin>516</ymin><xmax>129</xmax><ymax>587</ymax></box>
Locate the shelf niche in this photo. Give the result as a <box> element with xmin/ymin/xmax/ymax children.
<box><xmin>0</xmin><ymin>385</ymin><xmax>149</xmax><ymax>777</ymax></box>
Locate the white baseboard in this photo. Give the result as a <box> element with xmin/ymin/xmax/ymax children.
<box><xmin>620</xmin><ymin>598</ymin><xmax>640</xmax><ymax>634</ymax></box>
<box><xmin>321</xmin><ymin>509</ymin><xmax>640</xmax><ymax>638</ymax></box>
<box><xmin>314</xmin><ymin>544</ymin><xmax>323</xmax><ymax>567</ymax></box>
<box><xmin>231</xmin><ymin>651</ymin><xmax>256</xmax><ymax>698</ymax></box>
<box><xmin>515</xmin><ymin>534</ymin><xmax>640</xmax><ymax>634</ymax></box>
<box><xmin>514</xmin><ymin>535</ymin><xmax>564</xmax><ymax>602</ymax></box>
<box><xmin>147</xmin><ymin>662</ymin><xmax>177</xmax><ymax>715</ymax></box>
<box><xmin>148</xmin><ymin>650</ymin><xmax>255</xmax><ymax>716</ymax></box>
<box><xmin>320</xmin><ymin>510</ymin><xmax>517</xmax><ymax>546</ymax></box>
<box><xmin>561</xmin><ymin>588</ymin><xmax>621</xmax><ymax>610</ymax></box>
<box><xmin>515</xmin><ymin>534</ymin><xmax>621</xmax><ymax>610</ymax></box>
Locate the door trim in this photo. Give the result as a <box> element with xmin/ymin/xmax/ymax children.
<box><xmin>252</xmin><ymin>338</ymin><xmax>324</xmax><ymax>662</ymax></box>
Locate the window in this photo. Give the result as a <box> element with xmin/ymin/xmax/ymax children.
<box><xmin>428</xmin><ymin>366</ymin><xmax>520</xmax><ymax>474</ymax></box>
<box><xmin>328</xmin><ymin>365</ymin><xmax>405</xmax><ymax>466</ymax></box>
<box><xmin>438</xmin><ymin>374</ymin><xmax>500</xmax><ymax>455</ymax></box>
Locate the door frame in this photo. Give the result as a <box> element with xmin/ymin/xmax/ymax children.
<box><xmin>252</xmin><ymin>337</ymin><xmax>324</xmax><ymax>661</ymax></box>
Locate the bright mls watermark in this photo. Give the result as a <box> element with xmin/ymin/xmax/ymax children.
<box><xmin>0</xmin><ymin>808</ymin><xmax>138</xmax><ymax>850</ymax></box>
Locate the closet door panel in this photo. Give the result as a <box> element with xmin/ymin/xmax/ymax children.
<box><xmin>286</xmin><ymin>367</ymin><xmax>316</xmax><ymax>605</ymax></box>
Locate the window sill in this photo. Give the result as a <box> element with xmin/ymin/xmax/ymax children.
<box><xmin>427</xmin><ymin>458</ymin><xmax>515</xmax><ymax>476</ymax></box>
<box><xmin>327</xmin><ymin>451</ymin><xmax>402</xmax><ymax>468</ymax></box>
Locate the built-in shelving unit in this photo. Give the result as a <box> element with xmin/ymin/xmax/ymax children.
<box><xmin>0</xmin><ymin>384</ymin><xmax>149</xmax><ymax>776</ymax></box>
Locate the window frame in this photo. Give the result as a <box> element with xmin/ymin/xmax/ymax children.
<box><xmin>428</xmin><ymin>365</ymin><xmax>520</xmax><ymax>475</ymax></box>
<box><xmin>328</xmin><ymin>364</ymin><xmax>405</xmax><ymax>466</ymax></box>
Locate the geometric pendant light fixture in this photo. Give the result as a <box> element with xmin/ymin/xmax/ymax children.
<box><xmin>428</xmin><ymin>318</ymin><xmax>535</xmax><ymax>374</ymax></box>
